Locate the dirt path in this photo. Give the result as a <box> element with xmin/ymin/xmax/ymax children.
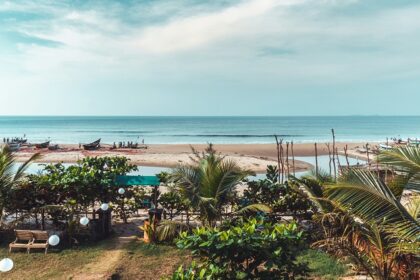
<box><xmin>68</xmin><ymin>236</ymin><xmax>135</xmax><ymax>280</ymax></box>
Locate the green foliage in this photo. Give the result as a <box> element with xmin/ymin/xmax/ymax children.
<box><xmin>296</xmin><ymin>249</ymin><xmax>348</xmax><ymax>280</ymax></box>
<box><xmin>175</xmin><ymin>218</ymin><xmax>308</xmax><ymax>279</ymax></box>
<box><xmin>0</xmin><ymin>146</ymin><xmax>40</xmax><ymax>227</ymax></box>
<box><xmin>243</xmin><ymin>167</ymin><xmax>313</xmax><ymax>218</ymax></box>
<box><xmin>3</xmin><ymin>156</ymin><xmax>138</xmax><ymax>234</ymax></box>
<box><xmin>171</xmin><ymin>144</ymin><xmax>254</xmax><ymax>226</ymax></box>
<box><xmin>169</xmin><ymin>261</ymin><xmax>225</xmax><ymax>280</ymax></box>
<box><xmin>159</xmin><ymin>191</ymin><xmax>191</xmax><ymax>220</ymax></box>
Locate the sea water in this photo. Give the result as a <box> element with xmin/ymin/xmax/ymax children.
<box><xmin>0</xmin><ymin>116</ymin><xmax>419</xmax><ymax>144</ymax></box>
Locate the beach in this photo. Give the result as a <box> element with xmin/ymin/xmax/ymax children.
<box><xmin>10</xmin><ymin>142</ymin><xmax>374</xmax><ymax>173</ymax></box>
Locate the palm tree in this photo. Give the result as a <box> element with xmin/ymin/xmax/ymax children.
<box><xmin>292</xmin><ymin>163</ymin><xmax>419</xmax><ymax>280</ymax></box>
<box><xmin>0</xmin><ymin>145</ymin><xmax>40</xmax><ymax>226</ymax></box>
<box><xmin>377</xmin><ymin>145</ymin><xmax>420</xmax><ymax>192</ymax></box>
<box><xmin>170</xmin><ymin>144</ymin><xmax>259</xmax><ymax>226</ymax></box>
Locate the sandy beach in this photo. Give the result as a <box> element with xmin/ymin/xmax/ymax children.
<box><xmin>9</xmin><ymin>142</ymin><xmax>376</xmax><ymax>173</ymax></box>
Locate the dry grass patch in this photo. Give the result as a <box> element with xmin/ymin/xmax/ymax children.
<box><xmin>0</xmin><ymin>239</ymin><xmax>115</xmax><ymax>280</ymax></box>
<box><xmin>110</xmin><ymin>241</ymin><xmax>191</xmax><ymax>280</ymax></box>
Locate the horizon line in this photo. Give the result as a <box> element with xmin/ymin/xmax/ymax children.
<box><xmin>0</xmin><ymin>114</ymin><xmax>420</xmax><ymax>118</ymax></box>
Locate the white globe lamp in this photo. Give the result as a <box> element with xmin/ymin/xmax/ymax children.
<box><xmin>0</xmin><ymin>258</ymin><xmax>14</xmax><ymax>273</ymax></box>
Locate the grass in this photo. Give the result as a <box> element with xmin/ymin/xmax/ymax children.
<box><xmin>0</xmin><ymin>238</ymin><xmax>344</xmax><ymax>280</ymax></box>
<box><xmin>297</xmin><ymin>249</ymin><xmax>349</xmax><ymax>280</ymax></box>
<box><xmin>110</xmin><ymin>241</ymin><xmax>191</xmax><ymax>280</ymax></box>
<box><xmin>0</xmin><ymin>239</ymin><xmax>115</xmax><ymax>280</ymax></box>
<box><xmin>0</xmin><ymin>239</ymin><xmax>190</xmax><ymax>280</ymax></box>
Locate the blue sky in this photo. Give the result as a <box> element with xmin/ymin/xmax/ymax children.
<box><xmin>0</xmin><ymin>0</ymin><xmax>420</xmax><ymax>116</ymax></box>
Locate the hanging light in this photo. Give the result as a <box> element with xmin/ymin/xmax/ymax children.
<box><xmin>118</xmin><ymin>188</ymin><xmax>125</xmax><ymax>195</ymax></box>
<box><xmin>100</xmin><ymin>203</ymin><xmax>109</xmax><ymax>211</ymax></box>
<box><xmin>0</xmin><ymin>258</ymin><xmax>14</xmax><ymax>272</ymax></box>
<box><xmin>80</xmin><ymin>217</ymin><xmax>90</xmax><ymax>226</ymax></box>
<box><xmin>48</xmin><ymin>235</ymin><xmax>60</xmax><ymax>246</ymax></box>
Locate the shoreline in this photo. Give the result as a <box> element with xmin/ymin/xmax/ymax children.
<box><xmin>8</xmin><ymin>142</ymin><xmax>377</xmax><ymax>173</ymax></box>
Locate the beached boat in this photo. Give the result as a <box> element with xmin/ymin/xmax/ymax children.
<box><xmin>7</xmin><ymin>143</ymin><xmax>20</xmax><ymax>152</ymax></box>
<box><xmin>35</xmin><ymin>141</ymin><xmax>50</xmax><ymax>149</ymax></box>
<box><xmin>379</xmin><ymin>144</ymin><xmax>393</xmax><ymax>151</ymax></box>
<box><xmin>48</xmin><ymin>144</ymin><xmax>59</xmax><ymax>150</ymax></box>
<box><xmin>11</xmin><ymin>138</ymin><xmax>27</xmax><ymax>144</ymax></box>
<box><xmin>83</xmin><ymin>139</ymin><xmax>101</xmax><ymax>150</ymax></box>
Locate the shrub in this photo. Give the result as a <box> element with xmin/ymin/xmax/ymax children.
<box><xmin>174</xmin><ymin>218</ymin><xmax>308</xmax><ymax>279</ymax></box>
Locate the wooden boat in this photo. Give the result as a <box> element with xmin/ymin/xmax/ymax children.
<box><xmin>35</xmin><ymin>141</ymin><xmax>50</xmax><ymax>149</ymax></box>
<box><xmin>48</xmin><ymin>144</ymin><xmax>59</xmax><ymax>151</ymax></box>
<box><xmin>7</xmin><ymin>143</ymin><xmax>20</xmax><ymax>152</ymax></box>
<box><xmin>11</xmin><ymin>138</ymin><xmax>27</xmax><ymax>144</ymax></box>
<box><xmin>379</xmin><ymin>144</ymin><xmax>393</xmax><ymax>151</ymax></box>
<box><xmin>83</xmin><ymin>139</ymin><xmax>101</xmax><ymax>150</ymax></box>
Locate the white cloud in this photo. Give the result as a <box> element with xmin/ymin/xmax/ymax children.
<box><xmin>135</xmin><ymin>0</ymin><xmax>303</xmax><ymax>53</ymax></box>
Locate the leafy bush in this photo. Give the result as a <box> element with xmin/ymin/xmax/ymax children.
<box><xmin>174</xmin><ymin>218</ymin><xmax>308</xmax><ymax>279</ymax></box>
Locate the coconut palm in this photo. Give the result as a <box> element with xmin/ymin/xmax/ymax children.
<box><xmin>0</xmin><ymin>145</ymin><xmax>40</xmax><ymax>225</ymax></box>
<box><xmin>171</xmin><ymin>144</ymin><xmax>259</xmax><ymax>226</ymax></box>
<box><xmin>292</xmin><ymin>167</ymin><xmax>419</xmax><ymax>280</ymax></box>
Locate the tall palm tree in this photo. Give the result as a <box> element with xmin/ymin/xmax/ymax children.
<box><xmin>0</xmin><ymin>145</ymin><xmax>40</xmax><ymax>225</ymax></box>
<box><xmin>170</xmin><ymin>144</ymin><xmax>256</xmax><ymax>226</ymax></box>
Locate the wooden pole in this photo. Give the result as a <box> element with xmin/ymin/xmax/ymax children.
<box><xmin>286</xmin><ymin>142</ymin><xmax>290</xmax><ymax>178</ymax></box>
<box><xmin>344</xmin><ymin>144</ymin><xmax>350</xmax><ymax>168</ymax></box>
<box><xmin>315</xmin><ymin>143</ymin><xmax>319</xmax><ymax>177</ymax></box>
<box><xmin>275</xmin><ymin>135</ymin><xmax>281</xmax><ymax>182</ymax></box>
<box><xmin>366</xmin><ymin>143</ymin><xmax>370</xmax><ymax>170</ymax></box>
<box><xmin>336</xmin><ymin>147</ymin><xmax>343</xmax><ymax>174</ymax></box>
<box><xmin>291</xmin><ymin>141</ymin><xmax>296</xmax><ymax>176</ymax></box>
<box><xmin>326</xmin><ymin>143</ymin><xmax>332</xmax><ymax>176</ymax></box>
<box><xmin>331</xmin><ymin>129</ymin><xmax>337</xmax><ymax>180</ymax></box>
<box><xmin>279</xmin><ymin>140</ymin><xmax>284</xmax><ymax>183</ymax></box>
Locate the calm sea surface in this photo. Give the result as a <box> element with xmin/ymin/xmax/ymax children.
<box><xmin>0</xmin><ymin>116</ymin><xmax>419</xmax><ymax>144</ymax></box>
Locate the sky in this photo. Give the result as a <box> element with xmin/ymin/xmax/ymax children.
<box><xmin>0</xmin><ymin>0</ymin><xmax>420</xmax><ymax>116</ymax></box>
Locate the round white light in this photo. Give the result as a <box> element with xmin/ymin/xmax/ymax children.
<box><xmin>80</xmin><ymin>217</ymin><xmax>90</xmax><ymax>226</ymax></box>
<box><xmin>48</xmin><ymin>235</ymin><xmax>60</xmax><ymax>246</ymax></box>
<box><xmin>0</xmin><ymin>258</ymin><xmax>14</xmax><ymax>273</ymax></box>
<box><xmin>118</xmin><ymin>188</ymin><xmax>125</xmax><ymax>195</ymax></box>
<box><xmin>100</xmin><ymin>203</ymin><xmax>109</xmax><ymax>211</ymax></box>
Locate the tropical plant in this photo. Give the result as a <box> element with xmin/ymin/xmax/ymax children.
<box><xmin>0</xmin><ymin>146</ymin><xmax>40</xmax><ymax>227</ymax></box>
<box><xmin>170</xmin><ymin>144</ymin><xmax>256</xmax><ymax>226</ymax></box>
<box><xmin>174</xmin><ymin>218</ymin><xmax>308</xmax><ymax>279</ymax></box>
<box><xmin>292</xmin><ymin>167</ymin><xmax>420</xmax><ymax>280</ymax></box>
<box><xmin>243</xmin><ymin>166</ymin><xmax>314</xmax><ymax>219</ymax></box>
<box><xmin>377</xmin><ymin>145</ymin><xmax>420</xmax><ymax>191</ymax></box>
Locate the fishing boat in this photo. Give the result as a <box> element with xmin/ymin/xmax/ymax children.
<box><xmin>48</xmin><ymin>144</ymin><xmax>59</xmax><ymax>151</ymax></box>
<box><xmin>83</xmin><ymin>139</ymin><xmax>101</xmax><ymax>150</ymax></box>
<box><xmin>11</xmin><ymin>138</ymin><xmax>27</xmax><ymax>144</ymax></box>
<box><xmin>35</xmin><ymin>141</ymin><xmax>50</xmax><ymax>149</ymax></box>
<box><xmin>7</xmin><ymin>143</ymin><xmax>20</xmax><ymax>152</ymax></box>
<box><xmin>379</xmin><ymin>144</ymin><xmax>393</xmax><ymax>151</ymax></box>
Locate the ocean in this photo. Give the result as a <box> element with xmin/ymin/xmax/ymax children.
<box><xmin>0</xmin><ymin>116</ymin><xmax>419</xmax><ymax>144</ymax></box>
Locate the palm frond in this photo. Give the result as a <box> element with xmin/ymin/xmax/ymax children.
<box><xmin>327</xmin><ymin>169</ymin><xmax>420</xmax><ymax>241</ymax></box>
<box><xmin>377</xmin><ymin>146</ymin><xmax>420</xmax><ymax>191</ymax></box>
<box><xmin>234</xmin><ymin>203</ymin><xmax>271</xmax><ymax>215</ymax></box>
<box><xmin>156</xmin><ymin>220</ymin><xmax>190</xmax><ymax>242</ymax></box>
